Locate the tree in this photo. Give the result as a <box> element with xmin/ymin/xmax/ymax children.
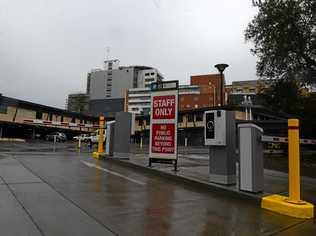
<box><xmin>245</xmin><ymin>0</ymin><xmax>316</xmax><ymax>84</ymax></box>
<box><xmin>258</xmin><ymin>77</ymin><xmax>303</xmax><ymax>115</ymax></box>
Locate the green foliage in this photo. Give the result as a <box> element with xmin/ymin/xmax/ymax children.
<box><xmin>258</xmin><ymin>78</ymin><xmax>303</xmax><ymax>115</ymax></box>
<box><xmin>259</xmin><ymin>77</ymin><xmax>316</xmax><ymax>120</ymax></box>
<box><xmin>245</xmin><ymin>0</ymin><xmax>316</xmax><ymax>84</ymax></box>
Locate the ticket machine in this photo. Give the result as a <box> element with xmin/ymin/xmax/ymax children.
<box><xmin>238</xmin><ymin>123</ymin><xmax>264</xmax><ymax>192</ymax></box>
<box><xmin>204</xmin><ymin>110</ymin><xmax>236</xmax><ymax>185</ymax></box>
<box><xmin>105</xmin><ymin>120</ymin><xmax>115</xmax><ymax>156</ymax></box>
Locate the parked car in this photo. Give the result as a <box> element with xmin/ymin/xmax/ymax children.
<box><xmin>88</xmin><ymin>129</ymin><xmax>106</xmax><ymax>144</ymax></box>
<box><xmin>45</xmin><ymin>132</ymin><xmax>67</xmax><ymax>142</ymax></box>
<box><xmin>73</xmin><ymin>134</ymin><xmax>90</xmax><ymax>142</ymax></box>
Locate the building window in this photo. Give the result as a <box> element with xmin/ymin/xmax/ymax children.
<box><xmin>151</xmin><ymin>72</ymin><xmax>155</xmax><ymax>75</ymax></box>
<box><xmin>136</xmin><ymin>119</ymin><xmax>140</xmax><ymax>126</ymax></box>
<box><xmin>196</xmin><ymin>113</ymin><xmax>203</xmax><ymax>121</ymax></box>
<box><xmin>71</xmin><ymin>117</ymin><xmax>76</xmax><ymax>123</ymax></box>
<box><xmin>86</xmin><ymin>77</ymin><xmax>91</xmax><ymax>94</ymax></box>
<box><xmin>145</xmin><ymin>73</ymin><xmax>150</xmax><ymax>76</ymax></box>
<box><xmin>36</xmin><ymin>111</ymin><xmax>42</xmax><ymax>119</ymax></box>
<box><xmin>0</xmin><ymin>104</ymin><xmax>7</xmax><ymax>114</ymax></box>
<box><xmin>49</xmin><ymin>114</ymin><xmax>53</xmax><ymax>121</ymax></box>
<box><xmin>126</xmin><ymin>70</ymin><xmax>129</xmax><ymax>72</ymax></box>
<box><xmin>188</xmin><ymin>114</ymin><xmax>194</xmax><ymax>122</ymax></box>
<box><xmin>178</xmin><ymin>114</ymin><xmax>183</xmax><ymax>122</ymax></box>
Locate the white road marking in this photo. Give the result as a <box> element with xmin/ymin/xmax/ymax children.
<box><xmin>81</xmin><ymin>161</ymin><xmax>145</xmax><ymax>186</ymax></box>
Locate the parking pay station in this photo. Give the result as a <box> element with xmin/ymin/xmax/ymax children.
<box><xmin>105</xmin><ymin>120</ymin><xmax>115</xmax><ymax>156</ymax></box>
<box><xmin>204</xmin><ymin>110</ymin><xmax>236</xmax><ymax>185</ymax></box>
<box><xmin>113</xmin><ymin>112</ymin><xmax>132</xmax><ymax>158</ymax></box>
<box><xmin>238</xmin><ymin>123</ymin><xmax>264</xmax><ymax>193</ymax></box>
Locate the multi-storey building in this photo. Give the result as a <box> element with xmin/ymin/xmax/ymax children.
<box><xmin>126</xmin><ymin>73</ymin><xmax>227</xmax><ymax>114</ymax></box>
<box><xmin>226</xmin><ymin>80</ymin><xmax>271</xmax><ymax>105</ymax></box>
<box><xmin>127</xmin><ymin>85</ymin><xmax>200</xmax><ymax>115</ymax></box>
<box><xmin>184</xmin><ymin>74</ymin><xmax>224</xmax><ymax>109</ymax></box>
<box><xmin>66</xmin><ymin>93</ymin><xmax>89</xmax><ymax>114</ymax></box>
<box><xmin>87</xmin><ymin>59</ymin><xmax>164</xmax><ymax>116</ymax></box>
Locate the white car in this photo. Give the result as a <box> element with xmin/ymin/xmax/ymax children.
<box><xmin>73</xmin><ymin>134</ymin><xmax>90</xmax><ymax>142</ymax></box>
<box><xmin>89</xmin><ymin>130</ymin><xmax>106</xmax><ymax>144</ymax></box>
<box><xmin>45</xmin><ymin>132</ymin><xmax>67</xmax><ymax>142</ymax></box>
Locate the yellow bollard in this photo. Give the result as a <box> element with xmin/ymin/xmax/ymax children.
<box><xmin>287</xmin><ymin>119</ymin><xmax>301</xmax><ymax>203</ymax></box>
<box><xmin>261</xmin><ymin>118</ymin><xmax>314</xmax><ymax>219</ymax></box>
<box><xmin>97</xmin><ymin>116</ymin><xmax>105</xmax><ymax>154</ymax></box>
<box><xmin>93</xmin><ymin>116</ymin><xmax>106</xmax><ymax>158</ymax></box>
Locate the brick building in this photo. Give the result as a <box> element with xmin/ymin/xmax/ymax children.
<box><xmin>179</xmin><ymin>74</ymin><xmax>224</xmax><ymax>110</ymax></box>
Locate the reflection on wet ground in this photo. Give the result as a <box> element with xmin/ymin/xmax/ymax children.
<box><xmin>0</xmin><ymin>141</ymin><xmax>315</xmax><ymax>235</ymax></box>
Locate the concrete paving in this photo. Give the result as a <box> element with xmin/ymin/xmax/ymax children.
<box><xmin>0</xmin><ymin>141</ymin><xmax>316</xmax><ymax>235</ymax></box>
<box><xmin>114</xmin><ymin>152</ymin><xmax>316</xmax><ymax>205</ymax></box>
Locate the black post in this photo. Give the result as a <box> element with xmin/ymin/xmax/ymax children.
<box><xmin>214</xmin><ymin>63</ymin><xmax>229</xmax><ymax>106</ymax></box>
<box><xmin>220</xmin><ymin>72</ymin><xmax>223</xmax><ymax>106</ymax></box>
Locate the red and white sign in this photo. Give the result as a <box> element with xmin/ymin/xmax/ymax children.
<box><xmin>151</xmin><ymin>124</ymin><xmax>175</xmax><ymax>154</ymax></box>
<box><xmin>150</xmin><ymin>90</ymin><xmax>178</xmax><ymax>159</ymax></box>
<box><xmin>152</xmin><ymin>95</ymin><xmax>176</xmax><ymax>120</ymax></box>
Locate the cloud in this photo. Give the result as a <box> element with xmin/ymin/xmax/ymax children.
<box><xmin>0</xmin><ymin>0</ymin><xmax>257</xmax><ymax>108</ymax></box>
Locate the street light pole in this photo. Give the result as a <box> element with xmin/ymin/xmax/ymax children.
<box><xmin>214</xmin><ymin>64</ymin><xmax>229</xmax><ymax>106</ymax></box>
<box><xmin>213</xmin><ymin>85</ymin><xmax>216</xmax><ymax>107</ymax></box>
<box><xmin>209</xmin><ymin>82</ymin><xmax>216</xmax><ymax>107</ymax></box>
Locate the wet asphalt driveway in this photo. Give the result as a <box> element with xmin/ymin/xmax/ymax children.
<box><xmin>0</xmin><ymin>141</ymin><xmax>316</xmax><ymax>235</ymax></box>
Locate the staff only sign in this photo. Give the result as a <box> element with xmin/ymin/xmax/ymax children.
<box><xmin>149</xmin><ymin>81</ymin><xmax>178</xmax><ymax>170</ymax></box>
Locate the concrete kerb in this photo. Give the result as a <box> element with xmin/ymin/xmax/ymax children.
<box><xmin>102</xmin><ymin>157</ymin><xmax>263</xmax><ymax>205</ymax></box>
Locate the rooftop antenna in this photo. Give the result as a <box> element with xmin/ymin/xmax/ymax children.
<box><xmin>106</xmin><ymin>47</ymin><xmax>110</xmax><ymax>61</ymax></box>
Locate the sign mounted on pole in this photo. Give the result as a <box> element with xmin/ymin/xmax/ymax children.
<box><xmin>149</xmin><ymin>81</ymin><xmax>179</xmax><ymax>171</ymax></box>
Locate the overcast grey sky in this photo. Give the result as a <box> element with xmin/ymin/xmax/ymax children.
<box><xmin>0</xmin><ymin>0</ymin><xmax>258</xmax><ymax>108</ymax></box>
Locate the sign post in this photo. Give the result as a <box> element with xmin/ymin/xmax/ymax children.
<box><xmin>149</xmin><ymin>81</ymin><xmax>179</xmax><ymax>171</ymax></box>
